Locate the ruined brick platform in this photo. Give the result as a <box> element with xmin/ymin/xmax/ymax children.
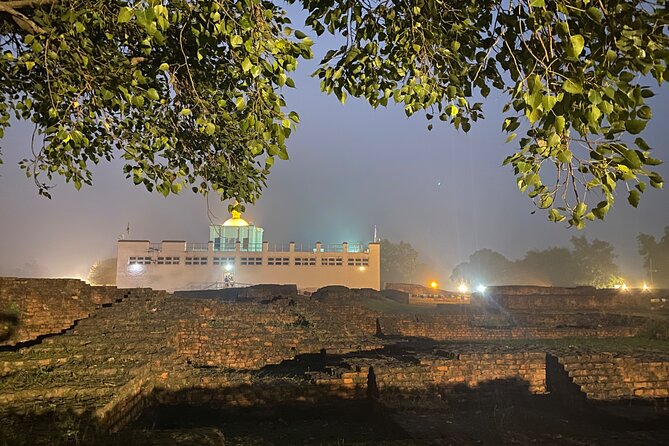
<box><xmin>0</xmin><ymin>278</ymin><xmax>668</xmax><ymax>445</ymax></box>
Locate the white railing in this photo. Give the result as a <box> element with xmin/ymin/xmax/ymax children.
<box><xmin>186</xmin><ymin>242</ymin><xmax>209</xmax><ymax>252</ymax></box>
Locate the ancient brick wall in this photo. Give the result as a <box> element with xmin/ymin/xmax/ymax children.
<box><xmin>378</xmin><ymin>314</ymin><xmax>639</xmax><ymax>340</ymax></box>
<box><xmin>175</xmin><ymin>296</ymin><xmax>381</xmax><ymax>369</ymax></box>
<box><xmin>479</xmin><ymin>285</ymin><xmax>664</xmax><ymax>311</ymax></box>
<box><xmin>558</xmin><ymin>353</ymin><xmax>669</xmax><ymax>400</ymax></box>
<box><xmin>312</xmin><ymin>351</ymin><xmax>547</xmax><ymax>397</ymax></box>
<box><xmin>0</xmin><ymin>277</ymin><xmax>126</xmax><ymax>346</ymax></box>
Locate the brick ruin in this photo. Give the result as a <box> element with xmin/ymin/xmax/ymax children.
<box><xmin>0</xmin><ymin>277</ymin><xmax>668</xmax><ymax>445</ymax></box>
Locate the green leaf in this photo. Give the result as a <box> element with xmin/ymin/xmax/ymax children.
<box><xmin>241</xmin><ymin>58</ymin><xmax>252</xmax><ymax>72</ymax></box>
<box><xmin>555</xmin><ymin>116</ymin><xmax>565</xmax><ymax>133</ymax></box>
<box><xmin>539</xmin><ymin>195</ymin><xmax>553</xmax><ymax>208</ymax></box>
<box><xmin>542</xmin><ymin>95</ymin><xmax>557</xmax><ymax>112</ymax></box>
<box><xmin>549</xmin><ymin>209</ymin><xmax>566</xmax><ymax>222</ymax></box>
<box><xmin>230</xmin><ymin>35</ymin><xmax>243</xmax><ymax>47</ymax></box>
<box><xmin>628</xmin><ymin>189</ymin><xmax>640</xmax><ymax>207</ymax></box>
<box><xmin>146</xmin><ymin>88</ymin><xmax>159</xmax><ymax>101</ymax></box>
<box><xmin>159</xmin><ymin>63</ymin><xmax>169</xmax><ymax>71</ymax></box>
<box><xmin>637</xmin><ymin>106</ymin><xmax>652</xmax><ymax>120</ymax></box>
<box><xmin>625</xmin><ymin>120</ymin><xmax>647</xmax><ymax>134</ymax></box>
<box><xmin>567</xmin><ymin>35</ymin><xmax>585</xmax><ymax>59</ymax></box>
<box><xmin>118</xmin><ymin>7</ymin><xmax>134</xmax><ymax>23</ymax></box>
<box><xmin>563</xmin><ymin>79</ymin><xmax>583</xmax><ymax>94</ymax></box>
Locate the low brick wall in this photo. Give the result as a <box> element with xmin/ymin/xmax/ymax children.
<box><xmin>558</xmin><ymin>353</ymin><xmax>669</xmax><ymax>400</ymax></box>
<box><xmin>0</xmin><ymin>277</ymin><xmax>126</xmax><ymax>346</ymax></box>
<box><xmin>480</xmin><ymin>286</ymin><xmax>665</xmax><ymax>311</ymax></box>
<box><xmin>175</xmin><ymin>296</ymin><xmax>381</xmax><ymax>369</ymax></box>
<box><xmin>378</xmin><ymin>314</ymin><xmax>640</xmax><ymax>340</ymax></box>
<box><xmin>310</xmin><ymin>350</ymin><xmax>546</xmax><ymax>399</ymax></box>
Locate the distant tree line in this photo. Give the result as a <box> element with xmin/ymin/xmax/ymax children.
<box><xmin>450</xmin><ymin>236</ymin><xmax>623</xmax><ymax>288</ymax></box>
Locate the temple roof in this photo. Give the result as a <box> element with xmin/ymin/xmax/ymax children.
<box><xmin>222</xmin><ymin>209</ymin><xmax>250</xmax><ymax>227</ymax></box>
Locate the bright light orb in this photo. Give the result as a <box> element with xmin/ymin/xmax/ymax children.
<box><xmin>224</xmin><ymin>264</ymin><xmax>233</xmax><ymax>272</ymax></box>
<box><xmin>358</xmin><ymin>266</ymin><xmax>366</xmax><ymax>272</ymax></box>
<box><xmin>458</xmin><ymin>283</ymin><xmax>469</xmax><ymax>293</ymax></box>
<box><xmin>430</xmin><ymin>281</ymin><xmax>438</xmax><ymax>289</ymax></box>
<box><xmin>476</xmin><ymin>284</ymin><xmax>487</xmax><ymax>293</ymax></box>
<box><xmin>128</xmin><ymin>263</ymin><xmax>143</xmax><ymax>274</ymax></box>
<box><xmin>642</xmin><ymin>283</ymin><xmax>650</xmax><ymax>291</ymax></box>
<box><xmin>621</xmin><ymin>284</ymin><xmax>628</xmax><ymax>291</ymax></box>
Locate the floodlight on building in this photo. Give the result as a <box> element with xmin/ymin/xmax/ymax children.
<box><xmin>476</xmin><ymin>284</ymin><xmax>487</xmax><ymax>293</ymax></box>
<box><xmin>128</xmin><ymin>263</ymin><xmax>143</xmax><ymax>274</ymax></box>
<box><xmin>458</xmin><ymin>283</ymin><xmax>469</xmax><ymax>293</ymax></box>
<box><xmin>430</xmin><ymin>281</ymin><xmax>438</xmax><ymax>289</ymax></box>
<box><xmin>642</xmin><ymin>283</ymin><xmax>650</xmax><ymax>292</ymax></box>
<box><xmin>224</xmin><ymin>264</ymin><xmax>233</xmax><ymax>272</ymax></box>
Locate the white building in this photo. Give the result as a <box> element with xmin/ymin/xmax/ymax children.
<box><xmin>116</xmin><ymin>210</ymin><xmax>380</xmax><ymax>292</ymax></box>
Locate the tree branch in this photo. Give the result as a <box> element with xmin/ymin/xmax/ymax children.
<box><xmin>0</xmin><ymin>0</ymin><xmax>55</xmax><ymax>8</ymax></box>
<box><xmin>0</xmin><ymin>0</ymin><xmax>55</xmax><ymax>34</ymax></box>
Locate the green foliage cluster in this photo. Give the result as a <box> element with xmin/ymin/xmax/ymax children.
<box><xmin>301</xmin><ymin>0</ymin><xmax>667</xmax><ymax>227</ymax></box>
<box><xmin>638</xmin><ymin>225</ymin><xmax>669</xmax><ymax>287</ymax></box>
<box><xmin>451</xmin><ymin>236</ymin><xmax>622</xmax><ymax>287</ymax></box>
<box><xmin>0</xmin><ymin>0</ymin><xmax>667</xmax><ymax>225</ymax></box>
<box><xmin>0</xmin><ymin>0</ymin><xmax>312</xmax><ymax>207</ymax></box>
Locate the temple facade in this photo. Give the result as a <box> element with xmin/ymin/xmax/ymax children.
<box><xmin>116</xmin><ymin>210</ymin><xmax>380</xmax><ymax>292</ymax></box>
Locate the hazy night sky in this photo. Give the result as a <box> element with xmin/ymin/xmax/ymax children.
<box><xmin>1</xmin><ymin>6</ymin><xmax>668</xmax><ymax>287</ymax></box>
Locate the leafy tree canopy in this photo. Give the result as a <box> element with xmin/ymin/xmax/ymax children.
<box><xmin>1</xmin><ymin>0</ymin><xmax>667</xmax><ymax>222</ymax></box>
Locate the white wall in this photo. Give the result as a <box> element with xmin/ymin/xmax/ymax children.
<box><xmin>116</xmin><ymin>241</ymin><xmax>380</xmax><ymax>291</ymax></box>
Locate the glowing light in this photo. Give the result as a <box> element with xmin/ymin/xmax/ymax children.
<box><xmin>476</xmin><ymin>284</ymin><xmax>487</xmax><ymax>293</ymax></box>
<box><xmin>358</xmin><ymin>266</ymin><xmax>366</xmax><ymax>272</ymax></box>
<box><xmin>621</xmin><ymin>284</ymin><xmax>628</xmax><ymax>291</ymax></box>
<box><xmin>613</xmin><ymin>284</ymin><xmax>622</xmax><ymax>289</ymax></box>
<box><xmin>458</xmin><ymin>283</ymin><xmax>469</xmax><ymax>293</ymax></box>
<box><xmin>128</xmin><ymin>263</ymin><xmax>143</xmax><ymax>274</ymax></box>
<box><xmin>430</xmin><ymin>281</ymin><xmax>438</xmax><ymax>289</ymax></box>
<box><xmin>224</xmin><ymin>264</ymin><xmax>233</xmax><ymax>272</ymax></box>
<box><xmin>642</xmin><ymin>283</ymin><xmax>650</xmax><ymax>291</ymax></box>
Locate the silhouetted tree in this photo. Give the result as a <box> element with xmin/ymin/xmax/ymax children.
<box><xmin>380</xmin><ymin>239</ymin><xmax>419</xmax><ymax>286</ymax></box>
<box><xmin>516</xmin><ymin>247</ymin><xmax>577</xmax><ymax>286</ymax></box>
<box><xmin>638</xmin><ymin>226</ymin><xmax>669</xmax><ymax>288</ymax></box>
<box><xmin>450</xmin><ymin>249</ymin><xmax>518</xmax><ymax>286</ymax></box>
<box><xmin>453</xmin><ymin>237</ymin><xmax>621</xmax><ymax>287</ymax></box>
<box><xmin>570</xmin><ymin>236</ymin><xmax>622</xmax><ymax>288</ymax></box>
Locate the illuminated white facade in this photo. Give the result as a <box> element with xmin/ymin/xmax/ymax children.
<box><xmin>116</xmin><ymin>211</ymin><xmax>380</xmax><ymax>291</ymax></box>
